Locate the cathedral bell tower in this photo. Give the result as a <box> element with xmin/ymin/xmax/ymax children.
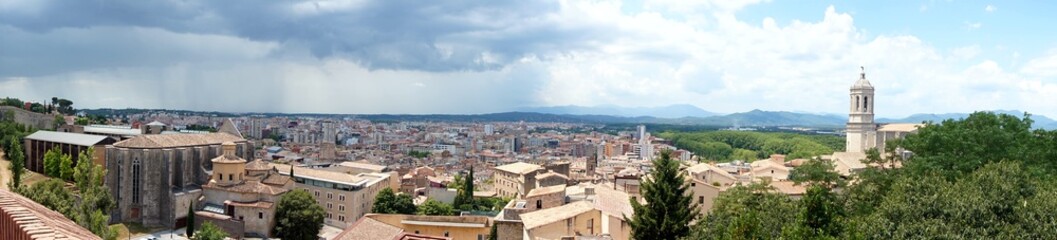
<box><xmin>846</xmin><ymin>66</ymin><xmax>877</xmax><ymax>153</ymax></box>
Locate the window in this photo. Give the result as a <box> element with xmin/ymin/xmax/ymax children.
<box><xmin>691</xmin><ymin>182</ymin><xmax>695</xmax><ymax>187</ymax></box>
<box><xmin>699</xmin><ymin>196</ymin><xmax>704</xmax><ymax>204</ymax></box>
<box><xmin>327</xmin><ymin>213</ymin><xmax>332</xmax><ymax>219</ymax></box>
<box><xmin>339</xmin><ymin>215</ymin><xmax>345</xmax><ymax>221</ymax></box>
<box><xmin>239</xmin><ymin>216</ymin><xmax>244</xmax><ymax>220</ymax></box>
<box><xmin>327</xmin><ymin>203</ymin><xmax>333</xmax><ymax>209</ymax></box>
<box><xmin>415</xmin><ymin>231</ymin><xmax>420</xmax><ymax>234</ymax></box>
<box><xmin>339</xmin><ymin>205</ymin><xmax>345</xmax><ymax>212</ymax></box>
<box><xmin>588</xmin><ymin>218</ymin><xmax>594</xmax><ymax>235</ymax></box>
<box><xmin>132</xmin><ymin>158</ymin><xmax>141</xmax><ymax>204</ymax></box>
<box><xmin>339</xmin><ymin>195</ymin><xmax>345</xmax><ymax>201</ymax></box>
<box><xmin>315</xmin><ymin>191</ymin><xmax>320</xmax><ymax>197</ymax></box>
<box><xmin>536</xmin><ymin>200</ymin><xmax>542</xmax><ymax>209</ymax></box>
<box><xmin>228</xmin><ymin>174</ymin><xmax>233</xmax><ymax>181</ymax></box>
<box><xmin>328</xmin><ymin>193</ymin><xmax>333</xmax><ymax>199</ymax></box>
<box><xmin>863</xmin><ymin>96</ymin><xmax>869</xmax><ymax>111</ymax></box>
<box><xmin>444</xmin><ymin>231</ymin><xmax>449</xmax><ymax>237</ymax></box>
<box><xmin>479</xmin><ymin>234</ymin><xmax>484</xmax><ymax>240</ymax></box>
<box><xmin>855</xmin><ymin>96</ymin><xmax>860</xmax><ymax>110</ymax></box>
<box><xmin>259</xmin><ymin>212</ymin><xmax>263</xmax><ymax>219</ymax></box>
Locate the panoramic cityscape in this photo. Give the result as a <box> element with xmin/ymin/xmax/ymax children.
<box><xmin>2</xmin><ymin>1</ymin><xmax>1057</xmax><ymax>240</ymax></box>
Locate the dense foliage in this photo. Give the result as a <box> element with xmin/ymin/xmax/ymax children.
<box><xmin>453</xmin><ymin>166</ymin><xmax>475</xmax><ymax>210</ymax></box>
<box><xmin>195</xmin><ymin>222</ymin><xmax>228</xmax><ymax>240</ymax></box>
<box><xmin>660</xmin><ymin>130</ymin><xmax>843</xmax><ymax>161</ymax></box>
<box><xmin>16</xmin><ymin>148</ymin><xmax>117</xmax><ymax>240</ymax></box>
<box><xmin>627</xmin><ymin>151</ymin><xmax>699</xmax><ymax>240</ymax></box>
<box><xmin>372</xmin><ymin>187</ymin><xmax>417</xmax><ymax>214</ymax></box>
<box><xmin>274</xmin><ymin>189</ymin><xmax>326</xmax><ymax>240</ymax></box>
<box><xmin>417</xmin><ymin>199</ymin><xmax>456</xmax><ymax>216</ymax></box>
<box><xmin>690</xmin><ymin>112</ymin><xmax>1057</xmax><ymax>239</ymax></box>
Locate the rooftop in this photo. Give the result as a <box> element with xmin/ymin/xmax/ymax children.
<box><xmin>878</xmin><ymin>123</ymin><xmax>923</xmax><ymax>132</ymax></box>
<box><xmin>25</xmin><ymin>130</ymin><xmax>109</xmax><ymax>147</ymax></box>
<box><xmin>112</xmin><ymin>132</ymin><xmax>244</xmax><ymax>148</ymax></box>
<box><xmin>334</xmin><ymin>217</ymin><xmax>404</xmax><ymax>240</ymax></box>
<box><xmin>525</xmin><ymin>184</ymin><xmax>566</xmax><ymax>198</ymax></box>
<box><xmin>338</xmin><ymin>161</ymin><xmax>388</xmax><ymax>172</ymax></box>
<box><xmin>519</xmin><ymin>201</ymin><xmax>596</xmax><ymax>230</ymax></box>
<box><xmin>273</xmin><ymin>163</ymin><xmax>384</xmax><ymax>187</ymax></box>
<box><xmin>83</xmin><ymin>125</ymin><xmax>141</xmax><ymax>136</ymax></box>
<box><xmin>494</xmin><ymin>162</ymin><xmax>542</xmax><ymax>175</ymax></box>
<box><xmin>0</xmin><ymin>189</ymin><xmax>101</xmax><ymax>240</ymax></box>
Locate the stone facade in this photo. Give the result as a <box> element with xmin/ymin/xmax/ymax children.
<box><xmin>105</xmin><ymin>133</ymin><xmax>252</xmax><ymax>227</ymax></box>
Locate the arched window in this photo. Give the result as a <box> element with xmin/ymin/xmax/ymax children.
<box><xmin>132</xmin><ymin>157</ymin><xmax>142</xmax><ymax>204</ymax></box>
<box><xmin>855</xmin><ymin>96</ymin><xmax>860</xmax><ymax>110</ymax></box>
<box><xmin>863</xmin><ymin>96</ymin><xmax>869</xmax><ymax>111</ymax></box>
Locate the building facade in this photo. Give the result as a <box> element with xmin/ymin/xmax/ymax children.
<box><xmin>104</xmin><ymin>133</ymin><xmax>252</xmax><ymax>227</ymax></box>
<box><xmin>272</xmin><ymin>164</ymin><xmax>393</xmax><ymax>228</ymax></box>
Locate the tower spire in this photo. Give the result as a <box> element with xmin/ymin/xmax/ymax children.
<box><xmin>860</xmin><ymin>66</ymin><xmax>865</xmax><ymax>79</ymax></box>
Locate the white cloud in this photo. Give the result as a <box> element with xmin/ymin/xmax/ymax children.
<box><xmin>985</xmin><ymin>5</ymin><xmax>997</xmax><ymax>12</ymax></box>
<box><xmin>1</xmin><ymin>0</ymin><xmax>1056</xmax><ymax>118</ymax></box>
<box><xmin>965</xmin><ymin>21</ymin><xmax>982</xmax><ymax>30</ymax></box>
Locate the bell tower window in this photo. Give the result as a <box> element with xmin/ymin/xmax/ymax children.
<box><xmin>863</xmin><ymin>96</ymin><xmax>869</xmax><ymax>111</ymax></box>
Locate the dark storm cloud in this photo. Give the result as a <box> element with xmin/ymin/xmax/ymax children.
<box><xmin>0</xmin><ymin>0</ymin><xmax>615</xmax><ymax>73</ymax></box>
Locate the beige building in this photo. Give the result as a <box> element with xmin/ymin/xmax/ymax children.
<box><xmin>750</xmin><ymin>155</ymin><xmax>791</xmax><ymax>181</ymax></box>
<box><xmin>493</xmin><ymin>162</ymin><xmax>543</xmax><ymax>198</ymax></box>
<box><xmin>272</xmin><ymin>163</ymin><xmax>393</xmax><ymax>228</ymax></box>
<box><xmin>495</xmin><ymin>184</ymin><xmax>634</xmax><ymax>240</ymax></box>
<box><xmin>359</xmin><ymin>214</ymin><xmax>492</xmax><ymax>240</ymax></box>
<box><xmin>198</xmin><ymin>142</ymin><xmax>291</xmax><ymax>238</ymax></box>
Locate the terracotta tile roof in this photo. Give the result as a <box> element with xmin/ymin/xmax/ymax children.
<box><xmin>0</xmin><ymin>189</ymin><xmax>101</xmax><ymax>240</ymax></box>
<box><xmin>223</xmin><ymin>200</ymin><xmax>274</xmax><ymax>209</ymax></box>
<box><xmin>338</xmin><ymin>161</ymin><xmax>388</xmax><ymax>172</ymax></box>
<box><xmin>245</xmin><ymin>159</ymin><xmax>271</xmax><ymax>171</ymax></box>
<box><xmin>334</xmin><ymin>217</ymin><xmax>404</xmax><ymax>240</ymax></box>
<box><xmin>112</xmin><ymin>132</ymin><xmax>245</xmax><ymax>148</ymax></box>
<box><xmin>262</xmin><ymin>172</ymin><xmax>292</xmax><ymax>186</ymax></box>
<box><xmin>204</xmin><ymin>180</ymin><xmax>289</xmax><ymax>195</ymax></box>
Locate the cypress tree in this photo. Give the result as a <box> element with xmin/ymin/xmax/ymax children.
<box><xmin>187</xmin><ymin>203</ymin><xmax>195</xmax><ymax>237</ymax></box>
<box><xmin>626</xmin><ymin>151</ymin><xmax>700</xmax><ymax>240</ymax></box>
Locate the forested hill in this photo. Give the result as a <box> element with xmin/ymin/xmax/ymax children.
<box><xmin>658</xmin><ymin>131</ymin><xmax>844</xmax><ymax>161</ymax></box>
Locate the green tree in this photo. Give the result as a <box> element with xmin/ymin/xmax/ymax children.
<box><xmin>43</xmin><ymin>147</ymin><xmax>62</xmax><ymax>177</ymax></box>
<box><xmin>71</xmin><ymin>148</ymin><xmax>116</xmax><ymax>239</ymax></box>
<box><xmin>187</xmin><ymin>203</ymin><xmax>196</xmax><ymax>238</ymax></box>
<box><xmin>195</xmin><ymin>222</ymin><xmax>228</xmax><ymax>240</ymax></box>
<box><xmin>454</xmin><ymin>166</ymin><xmax>475</xmax><ymax>210</ymax></box>
<box><xmin>274</xmin><ymin>189</ymin><xmax>326</xmax><ymax>240</ymax></box>
<box><xmin>7</xmin><ymin>137</ymin><xmax>25</xmax><ymax>190</ymax></box>
<box><xmin>689</xmin><ymin>182</ymin><xmax>800</xmax><ymax>239</ymax></box>
<box><xmin>59</xmin><ymin>153</ymin><xmax>74</xmax><ymax>181</ymax></box>
<box><xmin>626</xmin><ymin>151</ymin><xmax>699</xmax><ymax>240</ymax></box>
<box><xmin>372</xmin><ymin>188</ymin><xmax>416</xmax><ymax>214</ymax></box>
<box><xmin>731</xmin><ymin>148</ymin><xmax>757</xmax><ymax>161</ymax></box>
<box><xmin>417</xmin><ymin>199</ymin><xmax>456</xmax><ymax>216</ymax></box>
<box><xmin>788</xmin><ymin>158</ymin><xmax>843</xmax><ymax>188</ymax></box>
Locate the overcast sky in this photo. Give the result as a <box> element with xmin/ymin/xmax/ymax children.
<box><xmin>1</xmin><ymin>0</ymin><xmax>1056</xmax><ymax>117</ymax></box>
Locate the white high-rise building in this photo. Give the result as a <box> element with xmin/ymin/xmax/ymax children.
<box><xmin>484</xmin><ymin>124</ymin><xmax>494</xmax><ymax>135</ymax></box>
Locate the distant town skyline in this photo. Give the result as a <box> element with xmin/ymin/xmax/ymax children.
<box><xmin>2</xmin><ymin>0</ymin><xmax>1056</xmax><ymax>117</ymax></box>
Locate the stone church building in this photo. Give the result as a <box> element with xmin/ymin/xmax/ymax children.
<box><xmin>105</xmin><ymin>132</ymin><xmax>253</xmax><ymax>228</ymax></box>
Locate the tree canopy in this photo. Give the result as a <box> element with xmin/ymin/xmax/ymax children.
<box><xmin>372</xmin><ymin>187</ymin><xmax>417</xmax><ymax>214</ymax></box>
<box><xmin>660</xmin><ymin>130</ymin><xmax>842</xmax><ymax>162</ymax></box>
<box><xmin>274</xmin><ymin>189</ymin><xmax>325</xmax><ymax>240</ymax></box>
<box><xmin>417</xmin><ymin>199</ymin><xmax>456</xmax><ymax>216</ymax></box>
<box><xmin>195</xmin><ymin>222</ymin><xmax>228</xmax><ymax>240</ymax></box>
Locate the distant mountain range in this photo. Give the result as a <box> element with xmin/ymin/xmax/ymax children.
<box><xmin>82</xmin><ymin>106</ymin><xmax>1057</xmax><ymax>130</ymax></box>
<box><xmin>518</xmin><ymin>104</ymin><xmax>718</xmax><ymax>118</ymax></box>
